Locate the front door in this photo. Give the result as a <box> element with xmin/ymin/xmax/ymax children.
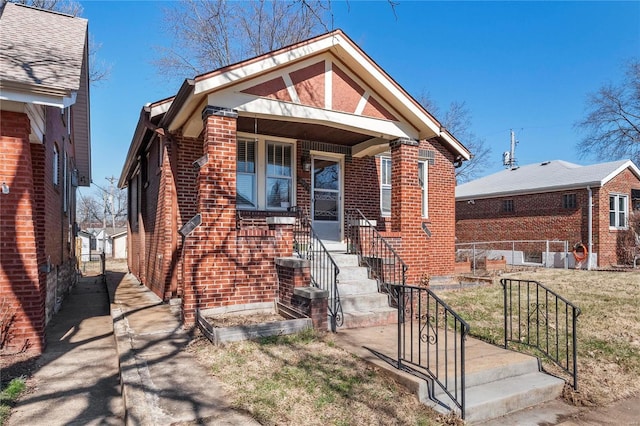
<box><xmin>311</xmin><ymin>156</ymin><xmax>341</xmax><ymax>241</ymax></box>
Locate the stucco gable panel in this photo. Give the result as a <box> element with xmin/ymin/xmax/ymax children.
<box><xmin>362</xmin><ymin>96</ymin><xmax>397</xmax><ymax>121</ymax></box>
<box><xmin>241</xmin><ymin>76</ymin><xmax>292</xmax><ymax>102</ymax></box>
<box><xmin>289</xmin><ymin>60</ymin><xmax>325</xmax><ymax>108</ymax></box>
<box><xmin>331</xmin><ymin>64</ymin><xmax>365</xmax><ymax>115</ymax></box>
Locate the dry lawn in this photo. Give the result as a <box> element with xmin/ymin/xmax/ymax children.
<box><xmin>188</xmin><ymin>329</ymin><xmax>458</xmax><ymax>426</ymax></box>
<box><xmin>438</xmin><ymin>268</ymin><xmax>640</xmax><ymax>406</ymax></box>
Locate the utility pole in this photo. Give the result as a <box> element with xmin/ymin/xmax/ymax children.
<box><xmin>502</xmin><ymin>129</ymin><xmax>518</xmax><ymax>170</ymax></box>
<box><xmin>105</xmin><ymin>175</ymin><xmax>117</xmax><ymax>232</ymax></box>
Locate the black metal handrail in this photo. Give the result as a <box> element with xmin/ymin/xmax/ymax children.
<box><xmin>396</xmin><ymin>284</ymin><xmax>470</xmax><ymax>419</ymax></box>
<box><xmin>345</xmin><ymin>209</ymin><xmax>407</xmax><ymax>305</ymax></box>
<box><xmin>292</xmin><ymin>209</ymin><xmax>342</xmax><ymax>331</ymax></box>
<box><xmin>501</xmin><ymin>278</ymin><xmax>581</xmax><ymax>390</ymax></box>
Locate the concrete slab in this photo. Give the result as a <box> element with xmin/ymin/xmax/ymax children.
<box><xmin>7</xmin><ymin>274</ymin><xmax>124</xmax><ymax>426</ymax></box>
<box><xmin>111</xmin><ymin>272</ymin><xmax>260</xmax><ymax>425</ymax></box>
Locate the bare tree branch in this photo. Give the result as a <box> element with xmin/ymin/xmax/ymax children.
<box><xmin>154</xmin><ymin>0</ymin><xmax>331</xmax><ymax>78</ymax></box>
<box><xmin>417</xmin><ymin>92</ymin><xmax>492</xmax><ymax>183</ymax></box>
<box><xmin>575</xmin><ymin>58</ymin><xmax>640</xmax><ymax>165</ymax></box>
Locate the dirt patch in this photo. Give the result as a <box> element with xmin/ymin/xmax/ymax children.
<box><xmin>0</xmin><ymin>351</ymin><xmax>39</xmax><ymax>388</ymax></box>
<box><xmin>204</xmin><ymin>312</ymin><xmax>287</xmax><ymax>328</ymax></box>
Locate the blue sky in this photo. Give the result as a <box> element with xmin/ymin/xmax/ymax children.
<box><xmin>82</xmin><ymin>0</ymin><xmax>640</xmax><ymax>193</ymax></box>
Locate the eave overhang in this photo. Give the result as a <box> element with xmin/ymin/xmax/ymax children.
<box><xmin>0</xmin><ymin>80</ymin><xmax>77</xmax><ymax>108</ymax></box>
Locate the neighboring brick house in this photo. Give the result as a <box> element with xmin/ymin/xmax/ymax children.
<box><xmin>455</xmin><ymin>159</ymin><xmax>640</xmax><ymax>268</ymax></box>
<box><xmin>0</xmin><ymin>3</ymin><xmax>91</xmax><ymax>353</ymax></box>
<box><xmin>118</xmin><ymin>30</ymin><xmax>470</xmax><ymax>324</ymax></box>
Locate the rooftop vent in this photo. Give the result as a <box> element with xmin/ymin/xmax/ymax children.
<box><xmin>541</xmin><ymin>161</ymin><xmax>551</xmax><ymax>166</ymax></box>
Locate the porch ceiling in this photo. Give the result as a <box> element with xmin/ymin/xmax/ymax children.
<box><xmin>237</xmin><ymin>116</ymin><xmax>370</xmax><ymax>146</ymax></box>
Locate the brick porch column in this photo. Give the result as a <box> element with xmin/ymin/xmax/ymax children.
<box><xmin>390</xmin><ymin>137</ymin><xmax>423</xmax><ymax>285</ymax></box>
<box><xmin>182</xmin><ymin>106</ymin><xmax>238</xmax><ymax>325</ymax></box>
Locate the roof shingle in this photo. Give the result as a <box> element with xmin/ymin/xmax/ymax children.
<box><xmin>456</xmin><ymin>159</ymin><xmax>640</xmax><ymax>199</ymax></box>
<box><xmin>0</xmin><ymin>2</ymin><xmax>87</xmax><ymax>91</ymax></box>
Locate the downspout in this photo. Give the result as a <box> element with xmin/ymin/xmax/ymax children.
<box><xmin>587</xmin><ymin>186</ymin><xmax>593</xmax><ymax>270</ymax></box>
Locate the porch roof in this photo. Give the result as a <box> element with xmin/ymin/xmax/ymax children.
<box><xmin>120</xmin><ymin>30</ymin><xmax>470</xmax><ymax>188</ymax></box>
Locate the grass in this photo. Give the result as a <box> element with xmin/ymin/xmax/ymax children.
<box><xmin>438</xmin><ymin>268</ymin><xmax>640</xmax><ymax>406</ymax></box>
<box><xmin>189</xmin><ymin>328</ymin><xmax>458</xmax><ymax>426</ymax></box>
<box><xmin>0</xmin><ymin>378</ymin><xmax>26</xmax><ymax>425</ymax></box>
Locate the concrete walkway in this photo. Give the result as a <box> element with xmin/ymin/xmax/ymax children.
<box><xmin>8</xmin><ymin>274</ymin><xmax>123</xmax><ymax>425</ymax></box>
<box><xmin>107</xmin><ymin>267</ymin><xmax>259</xmax><ymax>425</ymax></box>
<box><xmin>8</xmin><ymin>265</ymin><xmax>639</xmax><ymax>425</ymax></box>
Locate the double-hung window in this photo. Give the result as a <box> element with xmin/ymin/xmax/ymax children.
<box><xmin>236</xmin><ymin>138</ymin><xmax>293</xmax><ymax>210</ymax></box>
<box><xmin>53</xmin><ymin>143</ymin><xmax>59</xmax><ymax>186</ymax></box>
<box><xmin>380</xmin><ymin>157</ymin><xmax>391</xmax><ymax>216</ymax></box>
<box><xmin>237</xmin><ymin>139</ymin><xmax>257</xmax><ymax>208</ymax></box>
<box><xmin>266</xmin><ymin>142</ymin><xmax>292</xmax><ymax>208</ymax></box>
<box><xmin>609</xmin><ymin>194</ymin><xmax>628</xmax><ymax>229</ymax></box>
<box><xmin>379</xmin><ymin>156</ymin><xmax>428</xmax><ymax>217</ymax></box>
<box><xmin>418</xmin><ymin>160</ymin><xmax>428</xmax><ymax>218</ymax></box>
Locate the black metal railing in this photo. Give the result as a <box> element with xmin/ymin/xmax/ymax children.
<box><xmin>396</xmin><ymin>284</ymin><xmax>470</xmax><ymax>419</ymax></box>
<box><xmin>345</xmin><ymin>209</ymin><xmax>407</xmax><ymax>305</ymax></box>
<box><xmin>501</xmin><ymin>278</ymin><xmax>581</xmax><ymax>390</ymax></box>
<box><xmin>293</xmin><ymin>209</ymin><xmax>342</xmax><ymax>331</ymax></box>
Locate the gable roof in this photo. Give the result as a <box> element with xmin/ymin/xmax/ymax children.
<box><xmin>456</xmin><ymin>159</ymin><xmax>640</xmax><ymax>200</ymax></box>
<box><xmin>0</xmin><ymin>2</ymin><xmax>88</xmax><ymax>104</ymax></box>
<box><xmin>120</xmin><ymin>30</ymin><xmax>469</xmax><ymax>187</ymax></box>
<box><xmin>0</xmin><ymin>2</ymin><xmax>91</xmax><ymax>186</ymax></box>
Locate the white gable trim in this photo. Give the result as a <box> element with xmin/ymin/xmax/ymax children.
<box><xmin>324</xmin><ymin>60</ymin><xmax>332</xmax><ymax>110</ymax></box>
<box><xmin>281</xmin><ymin>73</ymin><xmax>301</xmax><ymax>104</ymax></box>
<box><xmin>206</xmin><ymin>92</ymin><xmax>418</xmax><ymax>140</ymax></box>
<box><xmin>600</xmin><ymin>160</ymin><xmax>640</xmax><ymax>185</ymax></box>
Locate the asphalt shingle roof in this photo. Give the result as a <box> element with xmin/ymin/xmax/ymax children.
<box><xmin>456</xmin><ymin>159</ymin><xmax>640</xmax><ymax>199</ymax></box>
<box><xmin>0</xmin><ymin>2</ymin><xmax>87</xmax><ymax>91</ymax></box>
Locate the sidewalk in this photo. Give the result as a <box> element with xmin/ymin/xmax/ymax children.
<box><xmin>7</xmin><ymin>274</ymin><xmax>123</xmax><ymax>425</ymax></box>
<box><xmin>107</xmin><ymin>267</ymin><xmax>259</xmax><ymax>425</ymax></box>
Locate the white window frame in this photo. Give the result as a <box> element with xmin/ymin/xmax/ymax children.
<box><xmin>418</xmin><ymin>160</ymin><xmax>428</xmax><ymax>218</ymax></box>
<box><xmin>236</xmin><ymin>138</ymin><xmax>257</xmax><ymax>209</ymax></box>
<box><xmin>609</xmin><ymin>193</ymin><xmax>628</xmax><ymax>229</ymax></box>
<box><xmin>266</xmin><ymin>141</ymin><xmax>293</xmax><ymax>210</ymax></box>
<box><xmin>63</xmin><ymin>150</ymin><xmax>68</xmax><ymax>213</ymax></box>
<box><xmin>380</xmin><ymin>156</ymin><xmax>391</xmax><ymax>217</ymax></box>
<box><xmin>236</xmin><ymin>133</ymin><xmax>295</xmax><ymax>211</ymax></box>
<box><xmin>53</xmin><ymin>143</ymin><xmax>59</xmax><ymax>186</ymax></box>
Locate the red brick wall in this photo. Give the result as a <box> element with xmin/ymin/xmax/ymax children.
<box><xmin>177</xmin><ymin>109</ymin><xmax>295</xmax><ymax>324</ymax></box>
<box><xmin>0</xmin><ymin>111</ymin><xmax>45</xmax><ymax>353</ymax></box>
<box><xmin>341</xmin><ymin>138</ymin><xmax>457</xmax><ymax>280</ymax></box>
<box><xmin>456</xmin><ymin>168</ymin><xmax>640</xmax><ymax>266</ymax></box>
<box><xmin>456</xmin><ymin>190</ymin><xmax>586</xmax><ymax>244</ymax></box>
<box><xmin>597</xmin><ymin>169</ymin><xmax>640</xmax><ymax>265</ymax></box>
<box><xmin>415</xmin><ymin>140</ymin><xmax>457</xmax><ymax>278</ymax></box>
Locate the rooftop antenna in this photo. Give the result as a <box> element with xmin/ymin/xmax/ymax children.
<box><xmin>502</xmin><ymin>129</ymin><xmax>518</xmax><ymax>170</ymax></box>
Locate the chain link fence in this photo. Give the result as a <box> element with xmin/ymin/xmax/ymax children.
<box><xmin>455</xmin><ymin>240</ymin><xmax>575</xmax><ymax>274</ymax></box>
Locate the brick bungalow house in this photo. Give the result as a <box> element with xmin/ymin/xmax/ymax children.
<box><xmin>455</xmin><ymin>159</ymin><xmax>640</xmax><ymax>268</ymax></box>
<box><xmin>0</xmin><ymin>3</ymin><xmax>91</xmax><ymax>353</ymax></box>
<box><xmin>119</xmin><ymin>30</ymin><xmax>470</xmax><ymax>325</ymax></box>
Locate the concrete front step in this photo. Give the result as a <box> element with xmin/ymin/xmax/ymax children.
<box><xmin>464</xmin><ymin>372</ymin><xmax>565</xmax><ymax>423</ymax></box>
<box><xmin>330</xmin><ymin>253</ymin><xmax>360</xmax><ymax>267</ymax></box>
<box><xmin>340</xmin><ymin>307</ymin><xmax>397</xmax><ymax>329</ymax></box>
<box><xmin>340</xmin><ymin>292</ymin><xmax>392</xmax><ymax>312</ymax></box>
